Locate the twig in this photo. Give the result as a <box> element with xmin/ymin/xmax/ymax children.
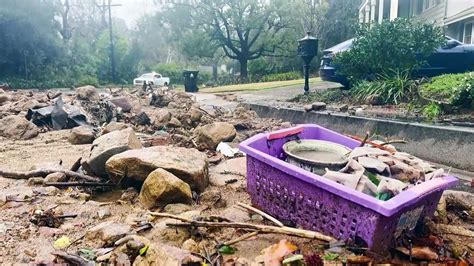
<box><xmin>359</xmin><ymin>131</ymin><xmax>370</xmax><ymax>147</ymax></box>
<box><xmin>0</xmin><ymin>169</ymin><xmax>100</xmax><ymax>182</ymax></box>
<box><xmin>147</xmin><ymin>212</ymin><xmax>334</xmax><ymax>242</ymax></box>
<box><xmin>70</xmin><ymin>157</ymin><xmax>82</xmax><ymax>172</ymax></box>
<box><xmin>44</xmin><ymin>182</ymin><xmax>115</xmax><ymax>187</ymax></box>
<box><xmin>219</xmin><ymin>171</ymin><xmax>245</xmax><ymax>177</ymax></box>
<box><xmin>380</xmin><ymin>140</ymin><xmax>408</xmax><ymax>146</ymax></box>
<box><xmin>51</xmin><ymin>250</ymin><xmax>92</xmax><ymax>266</ymax></box>
<box><xmin>223</xmin><ymin>231</ymin><xmax>258</xmax><ymax>246</ymax></box>
<box><xmin>236</xmin><ymin>202</ymin><xmax>284</xmax><ymax>227</ymax></box>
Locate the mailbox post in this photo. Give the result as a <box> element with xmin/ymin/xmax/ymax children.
<box><xmin>298</xmin><ymin>32</ymin><xmax>318</xmax><ymax>94</ymax></box>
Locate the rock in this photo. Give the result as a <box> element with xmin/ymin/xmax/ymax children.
<box><xmin>120</xmin><ymin>187</ymin><xmax>139</xmax><ymax>203</ymax></box>
<box><xmin>0</xmin><ymin>193</ymin><xmax>7</xmax><ymax>206</ymax></box>
<box><xmin>97</xmin><ymin>209</ymin><xmax>112</xmax><ymax>219</ymax></box>
<box><xmin>38</xmin><ymin>226</ymin><xmax>63</xmax><ymax>237</ymax></box>
<box><xmin>14</xmin><ymin>99</ymin><xmax>42</xmax><ymax>112</ymax></box>
<box><xmin>182</xmin><ymin>239</ymin><xmax>200</xmax><ymax>253</ymax></box>
<box><xmin>32</xmin><ymin>161</ymin><xmax>64</xmax><ymax>171</ymax></box>
<box><xmin>150</xmin><ymin>210</ymin><xmax>201</xmax><ymax>246</ymax></box>
<box><xmin>303</xmin><ymin>104</ymin><xmax>313</xmax><ymax>112</ymax></box>
<box><xmin>195</xmin><ymin>122</ymin><xmax>237</xmax><ymax>150</ymax></box>
<box><xmin>221</xmin><ymin>206</ymin><xmax>250</xmax><ymax>223</ymax></box>
<box><xmin>0</xmin><ymin>115</ymin><xmax>39</xmax><ymax>140</ymax></box>
<box><xmin>355</xmin><ymin>107</ymin><xmax>365</xmax><ymax>116</ymax></box>
<box><xmin>163</xmin><ymin>203</ymin><xmax>192</xmax><ymax>215</ymax></box>
<box><xmin>33</xmin><ymin>186</ymin><xmax>60</xmax><ymax>196</ymax></box>
<box><xmin>68</xmin><ymin>126</ymin><xmax>95</xmax><ymax>145</ymax></box>
<box><xmin>76</xmin><ymin>85</ymin><xmax>99</xmax><ymax>101</ymax></box>
<box><xmin>103</xmin><ymin>122</ymin><xmax>129</xmax><ymax>134</ymax></box>
<box><xmin>106</xmin><ymin>146</ymin><xmax>209</xmax><ymax>192</ymax></box>
<box><xmin>134</xmin><ymin>111</ymin><xmax>150</xmax><ymax>125</ymax></box>
<box><xmin>0</xmin><ymin>93</ymin><xmax>9</xmax><ymax>105</ymax></box>
<box><xmin>280</xmin><ymin>122</ymin><xmax>292</xmax><ymax>128</ymax></box>
<box><xmin>311</xmin><ymin>102</ymin><xmax>327</xmax><ymax>111</ymax></box>
<box><xmin>167</xmin><ymin>117</ymin><xmax>182</xmax><ymax>128</ymax></box>
<box><xmin>444</xmin><ymin>190</ymin><xmax>473</xmax><ymax>211</ymax></box>
<box><xmin>82</xmin><ymin>128</ymin><xmax>142</xmax><ymax>177</ymax></box>
<box><xmin>110</xmin><ymin>97</ymin><xmax>132</xmax><ymax>112</ymax></box>
<box><xmin>133</xmin><ymin>241</ymin><xmax>202</xmax><ymax>266</ymax></box>
<box><xmin>27</xmin><ymin>177</ymin><xmax>44</xmax><ymax>186</ymax></box>
<box><xmin>86</xmin><ymin>221</ymin><xmax>131</xmax><ymax>245</ymax></box>
<box><xmin>139</xmin><ymin>168</ymin><xmax>193</xmax><ymax>209</ymax></box>
<box><xmin>189</xmin><ymin>107</ymin><xmax>203</xmax><ymax>122</ymax></box>
<box><xmin>152</xmin><ymin>109</ymin><xmax>171</xmax><ymax>126</ymax></box>
<box><xmin>337</xmin><ymin>104</ymin><xmax>349</xmax><ymax>112</ymax></box>
<box><xmin>44</xmin><ymin>172</ymin><xmax>67</xmax><ymax>183</ymax></box>
<box><xmin>366</xmin><ymin>95</ymin><xmax>383</xmax><ymax>105</ymax></box>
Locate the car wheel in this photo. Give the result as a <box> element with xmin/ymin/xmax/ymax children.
<box><xmin>164</xmin><ymin>82</ymin><xmax>168</xmax><ymax>86</ymax></box>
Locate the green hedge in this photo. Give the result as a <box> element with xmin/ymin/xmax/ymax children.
<box><xmin>419</xmin><ymin>72</ymin><xmax>474</xmax><ymax>108</ymax></box>
<box><xmin>258</xmin><ymin>71</ymin><xmax>302</xmax><ymax>82</ymax></box>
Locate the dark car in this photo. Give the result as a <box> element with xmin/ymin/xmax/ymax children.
<box><xmin>319</xmin><ymin>36</ymin><xmax>474</xmax><ymax>87</ymax></box>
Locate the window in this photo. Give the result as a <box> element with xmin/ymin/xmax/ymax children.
<box><xmin>422</xmin><ymin>0</ymin><xmax>442</xmax><ymax>11</ymax></box>
<box><xmin>464</xmin><ymin>22</ymin><xmax>473</xmax><ymax>44</ymax></box>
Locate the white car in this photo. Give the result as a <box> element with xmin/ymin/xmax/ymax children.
<box><xmin>133</xmin><ymin>72</ymin><xmax>170</xmax><ymax>86</ymax></box>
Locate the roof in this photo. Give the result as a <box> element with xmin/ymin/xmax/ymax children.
<box><xmin>444</xmin><ymin>6</ymin><xmax>474</xmax><ymax>25</ymax></box>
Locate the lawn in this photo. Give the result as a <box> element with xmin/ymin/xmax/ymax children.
<box><xmin>198</xmin><ymin>78</ymin><xmax>320</xmax><ymax>93</ymax></box>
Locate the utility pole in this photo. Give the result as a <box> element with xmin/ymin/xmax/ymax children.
<box><xmin>98</xmin><ymin>0</ymin><xmax>121</xmax><ymax>82</ymax></box>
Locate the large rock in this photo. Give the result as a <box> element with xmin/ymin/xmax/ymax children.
<box><xmin>86</xmin><ymin>221</ymin><xmax>131</xmax><ymax>245</ymax></box>
<box><xmin>0</xmin><ymin>115</ymin><xmax>39</xmax><ymax>140</ymax></box>
<box><xmin>76</xmin><ymin>85</ymin><xmax>99</xmax><ymax>101</ymax></box>
<box><xmin>139</xmin><ymin>168</ymin><xmax>193</xmax><ymax>209</ymax></box>
<box><xmin>102</xmin><ymin>122</ymin><xmax>129</xmax><ymax>134</ymax></box>
<box><xmin>110</xmin><ymin>97</ymin><xmax>132</xmax><ymax>112</ymax></box>
<box><xmin>68</xmin><ymin>125</ymin><xmax>95</xmax><ymax>144</ymax></box>
<box><xmin>152</xmin><ymin>109</ymin><xmax>171</xmax><ymax>126</ymax></box>
<box><xmin>195</xmin><ymin>122</ymin><xmax>236</xmax><ymax>150</ymax></box>
<box><xmin>106</xmin><ymin>146</ymin><xmax>209</xmax><ymax>192</ymax></box>
<box><xmin>133</xmin><ymin>238</ymin><xmax>202</xmax><ymax>266</ymax></box>
<box><xmin>0</xmin><ymin>91</ymin><xmax>9</xmax><ymax>105</ymax></box>
<box><xmin>82</xmin><ymin>128</ymin><xmax>142</xmax><ymax>176</ymax></box>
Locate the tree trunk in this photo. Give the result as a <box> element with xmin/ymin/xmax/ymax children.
<box><xmin>239</xmin><ymin>59</ymin><xmax>248</xmax><ymax>81</ymax></box>
<box><xmin>212</xmin><ymin>62</ymin><xmax>218</xmax><ymax>81</ymax></box>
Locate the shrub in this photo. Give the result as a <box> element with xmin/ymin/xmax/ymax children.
<box><xmin>422</xmin><ymin>102</ymin><xmax>441</xmax><ymax>121</ymax></box>
<box><xmin>352</xmin><ymin>70</ymin><xmax>416</xmax><ymax>104</ymax></box>
<box><xmin>419</xmin><ymin>72</ymin><xmax>474</xmax><ymax>108</ymax></box>
<box><xmin>259</xmin><ymin>71</ymin><xmax>302</xmax><ymax>82</ymax></box>
<box><xmin>334</xmin><ymin>18</ymin><xmax>444</xmax><ymax>82</ymax></box>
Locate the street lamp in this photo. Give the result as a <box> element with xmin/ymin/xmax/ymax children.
<box><xmin>298</xmin><ymin>32</ymin><xmax>318</xmax><ymax>94</ymax></box>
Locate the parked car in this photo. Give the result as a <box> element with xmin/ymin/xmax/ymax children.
<box><xmin>133</xmin><ymin>72</ymin><xmax>170</xmax><ymax>86</ymax></box>
<box><xmin>319</xmin><ymin>36</ymin><xmax>474</xmax><ymax>87</ymax></box>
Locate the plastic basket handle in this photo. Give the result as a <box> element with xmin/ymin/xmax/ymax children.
<box><xmin>266</xmin><ymin>125</ymin><xmax>304</xmax><ymax>140</ymax></box>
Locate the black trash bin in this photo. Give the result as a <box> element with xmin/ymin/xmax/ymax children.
<box><xmin>183</xmin><ymin>70</ymin><xmax>199</xmax><ymax>92</ymax></box>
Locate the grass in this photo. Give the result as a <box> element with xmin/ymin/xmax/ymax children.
<box><xmin>199</xmin><ymin>78</ymin><xmax>320</xmax><ymax>93</ymax></box>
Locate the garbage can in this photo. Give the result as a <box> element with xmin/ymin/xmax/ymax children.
<box><xmin>183</xmin><ymin>70</ymin><xmax>199</xmax><ymax>92</ymax></box>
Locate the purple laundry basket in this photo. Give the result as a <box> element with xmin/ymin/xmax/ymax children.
<box><xmin>239</xmin><ymin>124</ymin><xmax>457</xmax><ymax>252</ymax></box>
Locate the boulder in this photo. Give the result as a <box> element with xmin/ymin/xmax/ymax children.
<box><xmin>110</xmin><ymin>97</ymin><xmax>132</xmax><ymax>112</ymax></box>
<box><xmin>189</xmin><ymin>107</ymin><xmax>203</xmax><ymax>122</ymax></box>
<box><xmin>102</xmin><ymin>122</ymin><xmax>129</xmax><ymax>134</ymax></box>
<box><xmin>13</xmin><ymin>99</ymin><xmax>42</xmax><ymax>112</ymax></box>
<box><xmin>82</xmin><ymin>128</ymin><xmax>142</xmax><ymax>176</ymax></box>
<box><xmin>167</xmin><ymin>117</ymin><xmax>182</xmax><ymax>128</ymax></box>
<box><xmin>76</xmin><ymin>85</ymin><xmax>99</xmax><ymax>101</ymax></box>
<box><xmin>86</xmin><ymin>221</ymin><xmax>131</xmax><ymax>245</ymax></box>
<box><xmin>44</xmin><ymin>172</ymin><xmax>67</xmax><ymax>183</ymax></box>
<box><xmin>0</xmin><ymin>115</ymin><xmax>39</xmax><ymax>140</ymax></box>
<box><xmin>311</xmin><ymin>102</ymin><xmax>327</xmax><ymax>111</ymax></box>
<box><xmin>106</xmin><ymin>146</ymin><xmax>208</xmax><ymax>192</ymax></box>
<box><xmin>152</xmin><ymin>109</ymin><xmax>171</xmax><ymax>126</ymax></box>
<box><xmin>139</xmin><ymin>168</ymin><xmax>193</xmax><ymax>209</ymax></box>
<box><xmin>195</xmin><ymin>122</ymin><xmax>236</xmax><ymax>150</ymax></box>
<box><xmin>68</xmin><ymin>125</ymin><xmax>95</xmax><ymax>144</ymax></box>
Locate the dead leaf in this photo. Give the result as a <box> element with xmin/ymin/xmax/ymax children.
<box><xmin>396</xmin><ymin>246</ymin><xmax>438</xmax><ymax>260</ymax></box>
<box><xmin>256</xmin><ymin>239</ymin><xmax>298</xmax><ymax>266</ymax></box>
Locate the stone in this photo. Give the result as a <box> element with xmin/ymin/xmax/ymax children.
<box><xmin>149</xmin><ymin>210</ymin><xmax>201</xmax><ymax>246</ymax></box>
<box><xmin>103</xmin><ymin>122</ymin><xmax>129</xmax><ymax>134</ymax></box>
<box><xmin>338</xmin><ymin>104</ymin><xmax>349</xmax><ymax>112</ymax></box>
<box><xmin>27</xmin><ymin>177</ymin><xmax>44</xmax><ymax>186</ymax></box>
<box><xmin>14</xmin><ymin>99</ymin><xmax>42</xmax><ymax>112</ymax></box>
<box><xmin>86</xmin><ymin>221</ymin><xmax>131</xmax><ymax>245</ymax></box>
<box><xmin>68</xmin><ymin>126</ymin><xmax>95</xmax><ymax>145</ymax></box>
<box><xmin>311</xmin><ymin>102</ymin><xmax>327</xmax><ymax>111</ymax></box>
<box><xmin>0</xmin><ymin>115</ymin><xmax>39</xmax><ymax>140</ymax></box>
<box><xmin>134</xmin><ymin>112</ymin><xmax>150</xmax><ymax>125</ymax></box>
<box><xmin>133</xmin><ymin>240</ymin><xmax>202</xmax><ymax>266</ymax></box>
<box><xmin>106</xmin><ymin>146</ymin><xmax>209</xmax><ymax>192</ymax></box>
<box><xmin>110</xmin><ymin>97</ymin><xmax>132</xmax><ymax>112</ymax></box>
<box><xmin>33</xmin><ymin>186</ymin><xmax>60</xmax><ymax>196</ymax></box>
<box><xmin>280</xmin><ymin>122</ymin><xmax>292</xmax><ymax>128</ymax></box>
<box><xmin>44</xmin><ymin>172</ymin><xmax>67</xmax><ymax>183</ymax></box>
<box><xmin>189</xmin><ymin>107</ymin><xmax>203</xmax><ymax>123</ymax></box>
<box><xmin>0</xmin><ymin>93</ymin><xmax>9</xmax><ymax>105</ymax></box>
<box><xmin>303</xmin><ymin>104</ymin><xmax>313</xmax><ymax>112</ymax></box>
<box><xmin>181</xmin><ymin>239</ymin><xmax>200</xmax><ymax>253</ymax></box>
<box><xmin>82</xmin><ymin>128</ymin><xmax>142</xmax><ymax>176</ymax></box>
<box><xmin>163</xmin><ymin>203</ymin><xmax>192</xmax><ymax>215</ymax></box>
<box><xmin>195</xmin><ymin>122</ymin><xmax>237</xmax><ymax>150</ymax></box>
<box><xmin>97</xmin><ymin>209</ymin><xmax>112</xmax><ymax>219</ymax></box>
<box><xmin>76</xmin><ymin>85</ymin><xmax>99</xmax><ymax>101</ymax></box>
<box><xmin>221</xmin><ymin>206</ymin><xmax>250</xmax><ymax>223</ymax></box>
<box><xmin>39</xmin><ymin>227</ymin><xmax>63</xmax><ymax>237</ymax></box>
<box><xmin>152</xmin><ymin>109</ymin><xmax>171</xmax><ymax>125</ymax></box>
<box><xmin>139</xmin><ymin>168</ymin><xmax>193</xmax><ymax>209</ymax></box>
<box><xmin>167</xmin><ymin>117</ymin><xmax>182</xmax><ymax>128</ymax></box>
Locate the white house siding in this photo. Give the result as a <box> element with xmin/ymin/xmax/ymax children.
<box><xmin>416</xmin><ymin>1</ymin><xmax>446</xmax><ymax>26</ymax></box>
<box><xmin>446</xmin><ymin>0</ymin><xmax>474</xmax><ymax>18</ymax></box>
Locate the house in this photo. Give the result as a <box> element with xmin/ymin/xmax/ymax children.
<box><xmin>358</xmin><ymin>0</ymin><xmax>474</xmax><ymax>44</ymax></box>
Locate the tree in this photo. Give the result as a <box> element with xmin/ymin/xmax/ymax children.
<box><xmin>178</xmin><ymin>0</ymin><xmax>290</xmax><ymax>80</ymax></box>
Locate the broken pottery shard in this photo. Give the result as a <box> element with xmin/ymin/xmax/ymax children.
<box><xmin>106</xmin><ymin>146</ymin><xmax>208</xmax><ymax>192</ymax></box>
<box><xmin>138</xmin><ymin>168</ymin><xmax>193</xmax><ymax>209</ymax></box>
<box><xmin>82</xmin><ymin>128</ymin><xmax>142</xmax><ymax>177</ymax></box>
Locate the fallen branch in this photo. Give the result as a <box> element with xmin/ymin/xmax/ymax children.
<box><xmin>237</xmin><ymin>202</ymin><xmax>284</xmax><ymax>227</ymax></box>
<box><xmin>148</xmin><ymin>212</ymin><xmax>334</xmax><ymax>242</ymax></box>
<box><xmin>44</xmin><ymin>182</ymin><xmax>115</xmax><ymax>187</ymax></box>
<box><xmin>51</xmin><ymin>250</ymin><xmax>92</xmax><ymax>266</ymax></box>
<box><xmin>223</xmin><ymin>231</ymin><xmax>258</xmax><ymax>246</ymax></box>
<box><xmin>0</xmin><ymin>169</ymin><xmax>100</xmax><ymax>182</ymax></box>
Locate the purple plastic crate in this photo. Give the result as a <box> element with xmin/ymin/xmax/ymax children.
<box><xmin>239</xmin><ymin>124</ymin><xmax>457</xmax><ymax>251</ymax></box>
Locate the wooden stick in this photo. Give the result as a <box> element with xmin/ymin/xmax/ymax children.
<box><xmin>51</xmin><ymin>250</ymin><xmax>92</xmax><ymax>265</ymax></box>
<box><xmin>70</xmin><ymin>157</ymin><xmax>82</xmax><ymax>172</ymax></box>
<box><xmin>44</xmin><ymin>182</ymin><xmax>115</xmax><ymax>187</ymax></box>
<box><xmin>236</xmin><ymin>202</ymin><xmax>284</xmax><ymax>227</ymax></box>
<box><xmin>223</xmin><ymin>231</ymin><xmax>258</xmax><ymax>246</ymax></box>
<box><xmin>0</xmin><ymin>169</ymin><xmax>100</xmax><ymax>182</ymax></box>
<box><xmin>148</xmin><ymin>212</ymin><xmax>334</xmax><ymax>242</ymax></box>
